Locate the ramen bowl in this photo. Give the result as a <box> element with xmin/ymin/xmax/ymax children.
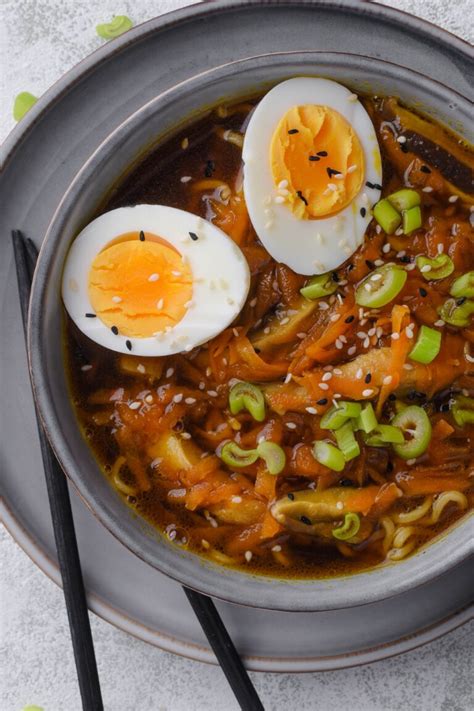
<box><xmin>28</xmin><ymin>52</ymin><xmax>473</xmax><ymax>611</ymax></box>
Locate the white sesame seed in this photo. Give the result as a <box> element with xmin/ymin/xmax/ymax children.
<box><xmin>333</xmin><ymin>393</ymin><xmax>342</xmax><ymax>399</ymax></box>
<box><xmin>371</xmin><ymin>273</ymin><xmax>383</xmax><ymax>282</ymax></box>
<box><xmin>348</xmin><ymin>346</ymin><xmax>357</xmax><ymax>355</ymax></box>
<box><xmin>330</xmin><ymin>313</ymin><xmax>341</xmax><ymax>322</ymax></box>
<box><xmin>232</xmin><ymin>328</ymin><xmax>239</xmax><ymax>338</ymax></box>
<box><xmin>383</xmin><ymin>243</ymin><xmax>391</xmax><ymax>253</ymax></box>
<box><xmin>356</xmin><ymin>368</ymin><xmax>363</xmax><ymax>379</ymax></box>
<box><xmin>395</xmin><ymin>227</ymin><xmax>404</xmax><ymax>236</ymax></box>
<box><xmin>306</xmin><ymin>407</ymin><xmax>318</xmax><ymax>415</ymax></box>
<box><xmin>136</xmin><ymin>364</ymin><xmax>146</xmax><ymax>374</ymax></box>
<box><xmin>318</xmin><ymin>301</ymin><xmax>330</xmax><ymax>310</ymax></box>
<box><xmin>335</xmin><ymin>339</ymin><xmax>343</xmax><ymax>350</ymax></box>
<box><xmin>397</xmin><ymin>135</ymin><xmax>407</xmax><ymax>143</ymax></box>
<box><xmin>375</xmin><ymin>224</ymin><xmax>382</xmax><ymax>234</ymax></box>
<box><xmin>272</xmin><ymin>545</ymin><xmax>282</xmax><ymax>552</ymax></box>
<box><xmin>145</xmin><ymin>394</ymin><xmax>153</xmax><ymax>404</ymax></box>
<box><xmin>278</xmin><ymin>179</ymin><xmax>289</xmax><ymax>189</ymax></box>
<box><xmin>348</xmin><ymin>93</ymin><xmax>358</xmax><ymax>102</ymax></box>
<box><xmin>112</xmin><ymin>295</ymin><xmax>122</xmax><ymax>303</ymax></box>
<box><xmin>199</xmin><ymin>382</ymin><xmax>205</xmax><ymax>390</ymax></box>
<box><xmin>148</xmin><ymin>273</ymin><xmax>159</xmax><ymax>282</ymax></box>
<box><xmin>391</xmin><ymin>332</ymin><xmax>400</xmax><ymax>340</ymax></box>
<box><xmin>207</xmin><ymin>390</ymin><xmax>218</xmax><ymax>397</ymax></box>
<box><xmin>368</xmin><ymin>327</ymin><xmax>376</xmax><ymax>337</ymax></box>
<box><xmin>274</xmin><ymin>195</ymin><xmax>286</xmax><ymax>204</ymax></box>
<box><xmin>347</xmin><ymin>164</ymin><xmax>357</xmax><ymax>174</ymax></box>
<box><xmin>280</xmin><ymin>317</ymin><xmax>290</xmax><ymax>325</ymax></box>
<box><xmin>81</xmin><ymin>365</ymin><xmax>92</xmax><ymax>371</ymax></box>
<box><xmin>319</xmin><ymin>382</ymin><xmax>330</xmax><ymax>391</ymax></box>
<box><xmin>405</xmin><ymin>327</ymin><xmax>414</xmax><ymax>338</ymax></box>
<box><xmin>437</xmin><ymin>243</ymin><xmax>444</xmax><ymax>254</ymax></box>
<box><xmin>364</xmin><ymin>283</ymin><xmax>373</xmax><ymax>292</ymax></box>
<box><xmin>362</xmin><ymin>389</ymin><xmax>374</xmax><ymax>397</ymax></box>
<box><xmin>284</xmin><ymin>372</ymin><xmax>293</xmax><ymax>384</ymax></box>
<box><xmin>263</xmin><ymin>327</ymin><xmax>271</xmax><ymax>334</ymax></box>
<box><xmin>336</xmin><ymin>501</ymin><xmax>344</xmax><ymax>510</ymax></box>
<box><xmin>231</xmin><ymin>496</ymin><xmax>243</xmax><ymax>504</ymax></box>
<box><xmin>322</xmin><ymin>372</ymin><xmax>333</xmax><ymax>382</ymax></box>
<box><xmin>403</xmin><ymin>363</ymin><xmax>414</xmax><ymax>370</ymax></box>
<box><xmin>173</xmin><ymin>394</ymin><xmax>183</xmax><ymax>403</ymax></box>
<box><xmin>278</xmin><ymin>188</ymin><xmax>290</xmax><ymax>197</ymax></box>
<box><xmin>406</xmin><ymin>458</ymin><xmax>416</xmax><ymax>466</ymax></box>
<box><xmin>434</xmin><ymin>319</ymin><xmax>445</xmax><ymax>327</ymax></box>
<box><xmin>286</xmin><ymin>422</ymin><xmax>297</xmax><ymax>430</ymax></box>
<box><xmin>448</xmin><ymin>195</ymin><xmax>459</xmax><ymax>203</ymax></box>
<box><xmin>328</xmin><ymin>183</ymin><xmax>337</xmax><ymax>192</ymax></box>
<box><xmin>383</xmin><ymin>375</ymin><xmax>393</xmax><ymax>385</ymax></box>
<box><xmin>420</xmin><ymin>264</ymin><xmax>432</xmax><ymax>273</ymax></box>
<box><xmin>339</xmin><ymin>335</ymin><xmax>347</xmax><ymax>344</ymax></box>
<box><xmin>397</xmin><ymin>250</ymin><xmax>406</xmax><ymax>258</ymax></box>
<box><xmin>249</xmin><ymin>298</ymin><xmax>257</xmax><ymax>308</ymax></box>
<box><xmin>181</xmin><ymin>432</ymin><xmax>192</xmax><ymax>440</ymax></box>
<box><xmin>422</xmin><ymin>186</ymin><xmax>433</xmax><ymax>193</ymax></box>
<box><xmin>244</xmin><ymin>551</ymin><xmax>253</xmax><ymax>562</ymax></box>
<box><xmin>129</xmin><ymin>401</ymin><xmax>141</xmax><ymax>410</ymax></box>
<box><xmin>374</xmin><ymin>259</ymin><xmax>384</xmax><ymax>267</ymax></box>
<box><xmin>335</xmin><ymin>173</ymin><xmax>344</xmax><ymax>180</ymax></box>
<box><xmin>180</xmin><ymin>176</ymin><xmax>192</xmax><ymax>183</ymax></box>
<box><xmin>185</xmin><ymin>397</ymin><xmax>196</xmax><ymax>404</ymax></box>
<box><xmin>405</xmin><ymin>263</ymin><xmax>416</xmax><ymax>271</ymax></box>
<box><xmin>156</xmin><ymin>298</ymin><xmax>164</xmax><ymax>310</ymax></box>
<box><xmin>376</xmin><ymin>327</ymin><xmax>384</xmax><ymax>338</ymax></box>
<box><xmin>297</xmin><ymin>332</ymin><xmax>307</xmax><ymax>339</ymax></box>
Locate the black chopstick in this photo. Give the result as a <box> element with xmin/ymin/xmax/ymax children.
<box><xmin>12</xmin><ymin>230</ymin><xmax>264</xmax><ymax>711</ymax></box>
<box><xmin>12</xmin><ymin>230</ymin><xmax>104</xmax><ymax>711</ymax></box>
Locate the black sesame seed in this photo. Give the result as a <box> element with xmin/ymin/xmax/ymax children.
<box><xmin>327</xmin><ymin>167</ymin><xmax>341</xmax><ymax>178</ymax></box>
<box><xmin>339</xmin><ymin>479</ymin><xmax>354</xmax><ymax>487</ymax></box>
<box><xmin>420</xmin><ymin>165</ymin><xmax>431</xmax><ymax>174</ymax></box>
<box><xmin>254</xmin><ymin>347</ymin><xmax>261</xmax><ymax>354</ymax></box>
<box><xmin>288</xmin><ymin>492</ymin><xmax>295</xmax><ymax>501</ymax></box>
<box><xmin>386</xmin><ymin>461</ymin><xmax>394</xmax><ymax>474</ymax></box>
<box><xmin>297</xmin><ymin>190</ymin><xmax>308</xmax><ymax>205</ymax></box>
<box><xmin>139</xmin><ymin>230</ymin><xmax>145</xmax><ymax>241</ymax></box>
<box><xmin>189</xmin><ymin>232</ymin><xmax>199</xmax><ymax>241</ymax></box>
<box><xmin>419</xmin><ymin>287</ymin><xmax>428</xmax><ymax>297</ymax></box>
<box><xmin>309</xmin><ymin>155</ymin><xmax>320</xmax><ymax>162</ymax></box>
<box><xmin>365</xmin><ymin>259</ymin><xmax>375</xmax><ymax>270</ymax></box>
<box><xmin>373</xmin><ymin>183</ymin><xmax>382</xmax><ymax>191</ymax></box>
<box><xmin>365</xmin><ymin>181</ymin><xmax>375</xmax><ymax>189</ymax></box>
<box><xmin>400</xmin><ymin>144</ymin><xmax>409</xmax><ymax>153</ymax></box>
<box><xmin>456</xmin><ymin>297</ymin><xmax>467</xmax><ymax>306</ymax></box>
<box><xmin>332</xmin><ymin>271</ymin><xmax>340</xmax><ymax>282</ymax></box>
<box><xmin>300</xmin><ymin>515</ymin><xmax>312</xmax><ymax>526</ymax></box>
<box><xmin>345</xmin><ymin>315</ymin><xmax>355</xmax><ymax>324</ymax></box>
<box><xmin>408</xmin><ymin>389</ymin><xmax>426</xmax><ymax>401</ymax></box>
<box><xmin>348</xmin><ymin>264</ymin><xmax>355</xmax><ymax>272</ymax></box>
<box><xmin>360</xmin><ymin>207</ymin><xmax>367</xmax><ymax>217</ymax></box>
<box><xmin>365</xmin><ymin>373</ymin><xmax>372</xmax><ymax>384</ymax></box>
<box><xmin>288</xmin><ymin>129</ymin><xmax>299</xmax><ymax>135</ymax></box>
<box><xmin>316</xmin><ymin>151</ymin><xmax>328</xmax><ymax>157</ymax></box>
<box><xmin>440</xmin><ymin>403</ymin><xmax>450</xmax><ymax>412</ymax></box>
<box><xmin>111</xmin><ymin>326</ymin><xmax>119</xmax><ymax>335</ymax></box>
<box><xmin>388</xmin><ymin>393</ymin><xmax>397</xmax><ymax>401</ymax></box>
<box><xmin>126</xmin><ymin>340</ymin><xmax>132</xmax><ymax>351</ymax></box>
<box><xmin>399</xmin><ymin>255</ymin><xmax>412</xmax><ymax>264</ymax></box>
<box><xmin>85</xmin><ymin>313</ymin><xmax>96</xmax><ymax>318</ymax></box>
<box><xmin>204</xmin><ymin>160</ymin><xmax>215</xmax><ymax>177</ymax></box>
<box><xmin>317</xmin><ymin>398</ymin><xmax>328</xmax><ymax>406</ymax></box>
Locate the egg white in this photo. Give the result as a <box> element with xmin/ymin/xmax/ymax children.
<box><xmin>62</xmin><ymin>205</ymin><xmax>250</xmax><ymax>356</ymax></box>
<box><xmin>242</xmin><ymin>78</ymin><xmax>382</xmax><ymax>276</ymax></box>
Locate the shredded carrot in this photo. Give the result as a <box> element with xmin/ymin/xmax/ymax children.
<box><xmin>432</xmin><ymin>419</ymin><xmax>455</xmax><ymax>441</ymax></box>
<box><xmin>376</xmin><ymin>304</ymin><xmax>410</xmax><ymax>416</ymax></box>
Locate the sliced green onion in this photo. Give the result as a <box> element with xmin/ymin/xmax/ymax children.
<box><xmin>300</xmin><ymin>273</ymin><xmax>338</xmax><ymax>300</ymax></box>
<box><xmin>335</xmin><ymin>422</ymin><xmax>360</xmax><ymax>461</ymax></box>
<box><xmin>387</xmin><ymin>188</ymin><xmax>421</xmax><ymax>212</ymax></box>
<box><xmin>416</xmin><ymin>254</ymin><xmax>454</xmax><ymax>281</ymax></box>
<box><xmin>312</xmin><ymin>441</ymin><xmax>346</xmax><ymax>472</ymax></box>
<box><xmin>320</xmin><ymin>401</ymin><xmax>362</xmax><ymax>430</ymax></box>
<box><xmin>356</xmin><ymin>403</ymin><xmax>378</xmax><ymax>434</ymax></box>
<box><xmin>438</xmin><ymin>298</ymin><xmax>474</xmax><ymax>327</ymax></box>
<box><xmin>451</xmin><ymin>395</ymin><xmax>474</xmax><ymax>427</ymax></box>
<box><xmin>392</xmin><ymin>405</ymin><xmax>432</xmax><ymax>460</ymax></box>
<box><xmin>332</xmin><ymin>512</ymin><xmax>361</xmax><ymax>540</ymax></box>
<box><xmin>402</xmin><ymin>205</ymin><xmax>422</xmax><ymax>234</ymax></box>
<box><xmin>408</xmin><ymin>325</ymin><xmax>441</xmax><ymax>364</ymax></box>
<box><xmin>220</xmin><ymin>442</ymin><xmax>258</xmax><ymax>468</ymax></box>
<box><xmin>355</xmin><ymin>265</ymin><xmax>407</xmax><ymax>308</ymax></box>
<box><xmin>96</xmin><ymin>15</ymin><xmax>133</xmax><ymax>40</ymax></box>
<box><xmin>13</xmin><ymin>92</ymin><xmax>38</xmax><ymax>121</ymax></box>
<box><xmin>229</xmin><ymin>381</ymin><xmax>265</xmax><ymax>421</ymax></box>
<box><xmin>256</xmin><ymin>441</ymin><xmax>286</xmax><ymax>475</ymax></box>
<box><xmin>365</xmin><ymin>424</ymin><xmax>404</xmax><ymax>447</ymax></box>
<box><xmin>372</xmin><ymin>198</ymin><xmax>401</xmax><ymax>234</ymax></box>
<box><xmin>450</xmin><ymin>271</ymin><xmax>474</xmax><ymax>299</ymax></box>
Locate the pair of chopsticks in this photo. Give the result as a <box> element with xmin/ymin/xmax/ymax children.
<box><xmin>11</xmin><ymin>230</ymin><xmax>264</xmax><ymax>711</ymax></box>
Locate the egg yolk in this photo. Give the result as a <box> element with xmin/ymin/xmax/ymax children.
<box><xmin>270</xmin><ymin>105</ymin><xmax>365</xmax><ymax>219</ymax></box>
<box><xmin>88</xmin><ymin>232</ymin><xmax>193</xmax><ymax>338</ymax></box>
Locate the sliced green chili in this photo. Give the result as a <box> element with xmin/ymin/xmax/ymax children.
<box><xmin>312</xmin><ymin>441</ymin><xmax>346</xmax><ymax>472</ymax></box>
<box><xmin>392</xmin><ymin>405</ymin><xmax>432</xmax><ymax>460</ymax></box>
<box><xmin>335</xmin><ymin>422</ymin><xmax>360</xmax><ymax>461</ymax></box>
<box><xmin>364</xmin><ymin>424</ymin><xmax>404</xmax><ymax>447</ymax></box>
<box><xmin>220</xmin><ymin>442</ymin><xmax>258</xmax><ymax>468</ymax></box>
<box><xmin>229</xmin><ymin>381</ymin><xmax>265</xmax><ymax>421</ymax></box>
<box><xmin>451</xmin><ymin>395</ymin><xmax>474</xmax><ymax>427</ymax></box>
<box><xmin>320</xmin><ymin>401</ymin><xmax>362</xmax><ymax>430</ymax></box>
<box><xmin>438</xmin><ymin>298</ymin><xmax>474</xmax><ymax>327</ymax></box>
<box><xmin>450</xmin><ymin>271</ymin><xmax>474</xmax><ymax>298</ymax></box>
<box><xmin>372</xmin><ymin>198</ymin><xmax>401</xmax><ymax>234</ymax></box>
<box><xmin>402</xmin><ymin>205</ymin><xmax>422</xmax><ymax>234</ymax></box>
<box><xmin>332</xmin><ymin>512</ymin><xmax>361</xmax><ymax>540</ymax></box>
<box><xmin>13</xmin><ymin>92</ymin><xmax>38</xmax><ymax>121</ymax></box>
<box><xmin>416</xmin><ymin>254</ymin><xmax>454</xmax><ymax>281</ymax></box>
<box><xmin>356</xmin><ymin>403</ymin><xmax>378</xmax><ymax>434</ymax></box>
<box><xmin>355</xmin><ymin>265</ymin><xmax>407</xmax><ymax>308</ymax></box>
<box><xmin>387</xmin><ymin>188</ymin><xmax>421</xmax><ymax>212</ymax></box>
<box><xmin>256</xmin><ymin>441</ymin><xmax>286</xmax><ymax>475</ymax></box>
<box><xmin>96</xmin><ymin>15</ymin><xmax>133</xmax><ymax>40</ymax></box>
<box><xmin>300</xmin><ymin>273</ymin><xmax>338</xmax><ymax>300</ymax></box>
<box><xmin>409</xmin><ymin>325</ymin><xmax>442</xmax><ymax>364</ymax></box>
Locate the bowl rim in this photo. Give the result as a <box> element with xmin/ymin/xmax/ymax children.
<box><xmin>28</xmin><ymin>49</ymin><xmax>474</xmax><ymax>612</ymax></box>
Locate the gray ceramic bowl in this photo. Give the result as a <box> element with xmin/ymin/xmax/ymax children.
<box><xmin>29</xmin><ymin>52</ymin><xmax>473</xmax><ymax>612</ymax></box>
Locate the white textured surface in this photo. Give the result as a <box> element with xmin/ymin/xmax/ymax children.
<box><xmin>1</xmin><ymin>2</ymin><xmax>473</xmax><ymax>710</ymax></box>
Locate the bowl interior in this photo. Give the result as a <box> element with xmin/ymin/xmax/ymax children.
<box><xmin>29</xmin><ymin>51</ymin><xmax>473</xmax><ymax>611</ymax></box>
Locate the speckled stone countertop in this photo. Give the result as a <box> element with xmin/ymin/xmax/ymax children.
<box><xmin>1</xmin><ymin>2</ymin><xmax>473</xmax><ymax>710</ymax></box>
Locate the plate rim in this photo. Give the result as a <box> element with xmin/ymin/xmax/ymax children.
<box><xmin>2</xmin><ymin>0</ymin><xmax>474</xmax><ymax>671</ymax></box>
<box><xmin>2</xmin><ymin>500</ymin><xmax>472</xmax><ymax>672</ymax></box>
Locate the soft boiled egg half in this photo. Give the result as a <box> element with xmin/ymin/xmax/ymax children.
<box><xmin>62</xmin><ymin>205</ymin><xmax>250</xmax><ymax>356</ymax></box>
<box><xmin>243</xmin><ymin>78</ymin><xmax>382</xmax><ymax>275</ymax></box>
